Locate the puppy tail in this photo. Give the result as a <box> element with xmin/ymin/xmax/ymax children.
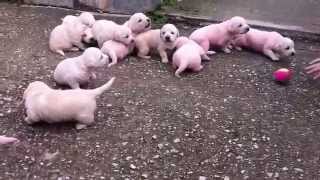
<box><xmin>90</xmin><ymin>77</ymin><xmax>115</xmax><ymax>97</ymax></box>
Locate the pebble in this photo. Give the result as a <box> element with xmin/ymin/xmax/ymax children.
<box><xmin>199</xmin><ymin>176</ymin><xmax>207</xmax><ymax>180</ymax></box>
<box><xmin>130</xmin><ymin>164</ymin><xmax>137</xmax><ymax>169</ymax></box>
<box><xmin>173</xmin><ymin>138</ymin><xmax>181</xmax><ymax>143</ymax></box>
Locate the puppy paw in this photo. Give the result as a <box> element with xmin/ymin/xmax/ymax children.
<box><xmin>202</xmin><ymin>54</ymin><xmax>211</xmax><ymax>61</ymax></box>
<box><xmin>138</xmin><ymin>54</ymin><xmax>151</xmax><ymax>59</ymax></box>
<box><xmin>70</xmin><ymin>47</ymin><xmax>80</xmax><ymax>52</ymax></box>
<box><xmin>223</xmin><ymin>48</ymin><xmax>232</xmax><ymax>54</ymax></box>
<box><xmin>76</xmin><ymin>124</ymin><xmax>87</xmax><ymax>130</ymax></box>
<box><xmin>270</xmin><ymin>57</ymin><xmax>280</xmax><ymax>61</ymax></box>
<box><xmin>207</xmin><ymin>51</ymin><xmax>216</xmax><ymax>55</ymax></box>
<box><xmin>161</xmin><ymin>58</ymin><xmax>169</xmax><ymax>63</ymax></box>
<box><xmin>235</xmin><ymin>46</ymin><xmax>242</xmax><ymax>51</ymax></box>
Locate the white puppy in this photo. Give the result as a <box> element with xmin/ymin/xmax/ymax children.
<box><xmin>0</xmin><ymin>136</ymin><xmax>18</xmax><ymax>145</ymax></box>
<box><xmin>62</xmin><ymin>14</ymin><xmax>95</xmax><ymax>44</ymax></box>
<box><xmin>92</xmin><ymin>13</ymin><xmax>150</xmax><ymax>47</ymax></box>
<box><xmin>54</xmin><ymin>47</ymin><xmax>108</xmax><ymax>89</ymax></box>
<box><xmin>49</xmin><ymin>16</ymin><xmax>87</xmax><ymax>56</ymax></box>
<box><xmin>123</xmin><ymin>12</ymin><xmax>151</xmax><ymax>36</ymax></box>
<box><xmin>23</xmin><ymin>77</ymin><xmax>115</xmax><ymax>130</ymax></box>
<box><xmin>173</xmin><ymin>36</ymin><xmax>210</xmax><ymax>77</ymax></box>
<box><xmin>92</xmin><ymin>20</ymin><xmax>133</xmax><ymax>48</ymax></box>
<box><xmin>135</xmin><ymin>24</ymin><xmax>180</xmax><ymax>63</ymax></box>
<box><xmin>232</xmin><ymin>28</ymin><xmax>296</xmax><ymax>61</ymax></box>
<box><xmin>190</xmin><ymin>16</ymin><xmax>250</xmax><ymax>54</ymax></box>
<box><xmin>78</xmin><ymin>12</ymin><xmax>96</xmax><ymax>28</ymax></box>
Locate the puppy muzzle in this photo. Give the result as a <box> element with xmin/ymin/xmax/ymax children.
<box><xmin>165</xmin><ymin>36</ymin><xmax>171</xmax><ymax>42</ymax></box>
<box><xmin>241</xmin><ymin>26</ymin><xmax>250</xmax><ymax>34</ymax></box>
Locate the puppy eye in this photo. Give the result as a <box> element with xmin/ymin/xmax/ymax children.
<box><xmin>286</xmin><ymin>46</ymin><xmax>290</xmax><ymax>50</ymax></box>
<box><xmin>170</xmin><ymin>32</ymin><xmax>175</xmax><ymax>35</ymax></box>
<box><xmin>238</xmin><ymin>24</ymin><xmax>242</xmax><ymax>27</ymax></box>
<box><xmin>138</xmin><ymin>19</ymin><xmax>142</xmax><ymax>23</ymax></box>
<box><xmin>125</xmin><ymin>35</ymin><xmax>129</xmax><ymax>38</ymax></box>
<box><xmin>162</xmin><ymin>32</ymin><xmax>165</xmax><ymax>35</ymax></box>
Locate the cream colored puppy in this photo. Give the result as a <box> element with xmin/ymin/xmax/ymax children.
<box><xmin>101</xmin><ymin>28</ymin><xmax>135</xmax><ymax>67</ymax></box>
<box><xmin>54</xmin><ymin>47</ymin><xmax>108</xmax><ymax>89</ymax></box>
<box><xmin>23</xmin><ymin>78</ymin><xmax>115</xmax><ymax>130</ymax></box>
<box><xmin>173</xmin><ymin>36</ymin><xmax>210</xmax><ymax>77</ymax></box>
<box><xmin>0</xmin><ymin>136</ymin><xmax>18</xmax><ymax>145</ymax></box>
<box><xmin>62</xmin><ymin>15</ymin><xmax>95</xmax><ymax>44</ymax></box>
<box><xmin>190</xmin><ymin>16</ymin><xmax>250</xmax><ymax>54</ymax></box>
<box><xmin>79</xmin><ymin>12</ymin><xmax>96</xmax><ymax>28</ymax></box>
<box><xmin>135</xmin><ymin>24</ymin><xmax>180</xmax><ymax>63</ymax></box>
<box><xmin>232</xmin><ymin>28</ymin><xmax>295</xmax><ymax>61</ymax></box>
<box><xmin>49</xmin><ymin>16</ymin><xmax>87</xmax><ymax>56</ymax></box>
<box><xmin>92</xmin><ymin>20</ymin><xmax>132</xmax><ymax>47</ymax></box>
<box><xmin>123</xmin><ymin>13</ymin><xmax>151</xmax><ymax>36</ymax></box>
<box><xmin>92</xmin><ymin>13</ymin><xmax>150</xmax><ymax>47</ymax></box>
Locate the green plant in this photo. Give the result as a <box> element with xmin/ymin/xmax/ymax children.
<box><xmin>162</xmin><ymin>0</ymin><xmax>177</xmax><ymax>7</ymax></box>
<box><xmin>147</xmin><ymin>0</ymin><xmax>177</xmax><ymax>24</ymax></box>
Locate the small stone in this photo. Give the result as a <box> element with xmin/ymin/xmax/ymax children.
<box><xmin>157</xmin><ymin>143</ymin><xmax>164</xmax><ymax>149</ymax></box>
<box><xmin>152</xmin><ymin>135</ymin><xmax>157</xmax><ymax>139</ymax></box>
<box><xmin>130</xmin><ymin>164</ymin><xmax>137</xmax><ymax>169</ymax></box>
<box><xmin>267</xmin><ymin>172</ymin><xmax>273</xmax><ymax>177</ymax></box>
<box><xmin>224</xmin><ymin>176</ymin><xmax>230</xmax><ymax>180</ymax></box>
<box><xmin>141</xmin><ymin>173</ymin><xmax>148</xmax><ymax>178</ymax></box>
<box><xmin>126</xmin><ymin>156</ymin><xmax>133</xmax><ymax>161</ymax></box>
<box><xmin>282</xmin><ymin>167</ymin><xmax>288</xmax><ymax>171</ymax></box>
<box><xmin>199</xmin><ymin>176</ymin><xmax>207</xmax><ymax>180</ymax></box>
<box><xmin>294</xmin><ymin>168</ymin><xmax>304</xmax><ymax>173</ymax></box>
<box><xmin>173</xmin><ymin>138</ymin><xmax>181</xmax><ymax>143</ymax></box>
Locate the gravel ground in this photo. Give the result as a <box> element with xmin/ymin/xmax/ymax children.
<box><xmin>1</xmin><ymin>2</ymin><xmax>320</xmax><ymax>180</ymax></box>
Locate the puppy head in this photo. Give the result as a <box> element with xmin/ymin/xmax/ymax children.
<box><xmin>160</xmin><ymin>24</ymin><xmax>180</xmax><ymax>44</ymax></box>
<box><xmin>79</xmin><ymin>12</ymin><xmax>96</xmax><ymax>28</ymax></box>
<box><xmin>62</xmin><ymin>15</ymin><xmax>78</xmax><ymax>26</ymax></box>
<box><xmin>82</xmin><ymin>47</ymin><xmax>108</xmax><ymax>68</ymax></box>
<box><xmin>175</xmin><ymin>36</ymin><xmax>190</xmax><ymax>49</ymax></box>
<box><xmin>114</xmin><ymin>26</ymin><xmax>135</xmax><ymax>45</ymax></box>
<box><xmin>127</xmin><ymin>13</ymin><xmax>151</xmax><ymax>34</ymax></box>
<box><xmin>277</xmin><ymin>37</ymin><xmax>296</xmax><ymax>57</ymax></box>
<box><xmin>82</xmin><ymin>28</ymin><xmax>95</xmax><ymax>44</ymax></box>
<box><xmin>23</xmin><ymin>81</ymin><xmax>50</xmax><ymax>100</ymax></box>
<box><xmin>227</xmin><ymin>16</ymin><xmax>250</xmax><ymax>35</ymax></box>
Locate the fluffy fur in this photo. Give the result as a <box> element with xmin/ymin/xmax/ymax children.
<box><xmin>232</xmin><ymin>28</ymin><xmax>296</xmax><ymax>61</ymax></box>
<box><xmin>135</xmin><ymin>24</ymin><xmax>180</xmax><ymax>63</ymax></box>
<box><xmin>54</xmin><ymin>47</ymin><xmax>108</xmax><ymax>89</ymax></box>
<box><xmin>172</xmin><ymin>36</ymin><xmax>210</xmax><ymax>77</ymax></box>
<box><xmin>23</xmin><ymin>77</ymin><xmax>115</xmax><ymax>129</ymax></box>
<box><xmin>190</xmin><ymin>16</ymin><xmax>250</xmax><ymax>54</ymax></box>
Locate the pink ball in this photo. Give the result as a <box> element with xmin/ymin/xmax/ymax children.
<box><xmin>273</xmin><ymin>68</ymin><xmax>292</xmax><ymax>82</ymax></box>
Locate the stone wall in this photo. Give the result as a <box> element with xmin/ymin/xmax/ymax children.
<box><xmin>23</xmin><ymin>0</ymin><xmax>162</xmax><ymax>14</ymax></box>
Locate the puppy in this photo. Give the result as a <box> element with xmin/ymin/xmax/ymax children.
<box><xmin>23</xmin><ymin>77</ymin><xmax>115</xmax><ymax>130</ymax></box>
<box><xmin>63</xmin><ymin>14</ymin><xmax>95</xmax><ymax>44</ymax></box>
<box><xmin>135</xmin><ymin>24</ymin><xmax>180</xmax><ymax>63</ymax></box>
<box><xmin>54</xmin><ymin>47</ymin><xmax>108</xmax><ymax>89</ymax></box>
<box><xmin>172</xmin><ymin>36</ymin><xmax>210</xmax><ymax>77</ymax></box>
<box><xmin>232</xmin><ymin>28</ymin><xmax>295</xmax><ymax>61</ymax></box>
<box><xmin>92</xmin><ymin>13</ymin><xmax>150</xmax><ymax>47</ymax></box>
<box><xmin>78</xmin><ymin>12</ymin><xmax>96</xmax><ymax>28</ymax></box>
<box><xmin>49</xmin><ymin>16</ymin><xmax>87</xmax><ymax>56</ymax></box>
<box><xmin>0</xmin><ymin>136</ymin><xmax>18</xmax><ymax>145</ymax></box>
<box><xmin>123</xmin><ymin>12</ymin><xmax>151</xmax><ymax>36</ymax></box>
<box><xmin>190</xmin><ymin>16</ymin><xmax>250</xmax><ymax>54</ymax></box>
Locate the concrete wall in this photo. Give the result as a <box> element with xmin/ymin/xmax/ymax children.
<box><xmin>23</xmin><ymin>0</ymin><xmax>162</xmax><ymax>14</ymax></box>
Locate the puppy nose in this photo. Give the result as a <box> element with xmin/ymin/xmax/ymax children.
<box><xmin>245</xmin><ymin>27</ymin><xmax>250</xmax><ymax>32</ymax></box>
<box><xmin>165</xmin><ymin>36</ymin><xmax>170</xmax><ymax>41</ymax></box>
<box><xmin>291</xmin><ymin>52</ymin><xmax>295</xmax><ymax>56</ymax></box>
<box><xmin>131</xmin><ymin>39</ymin><xmax>135</xmax><ymax>43</ymax></box>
